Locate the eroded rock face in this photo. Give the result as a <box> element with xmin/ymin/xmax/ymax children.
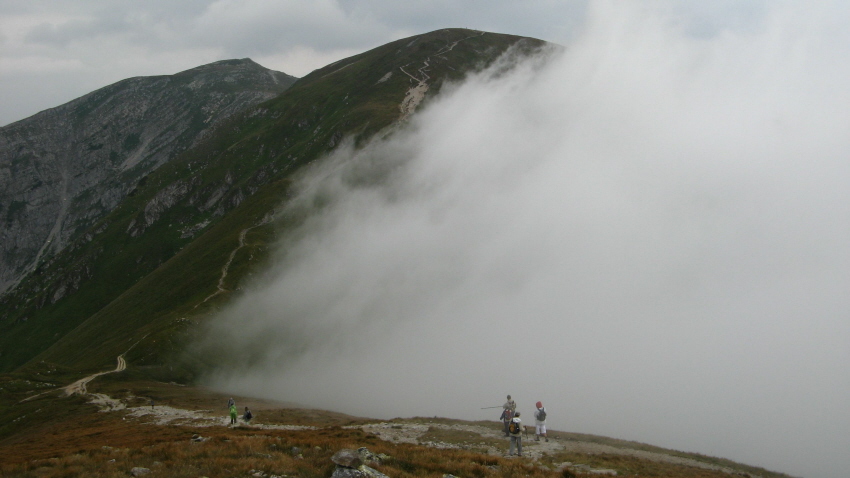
<box><xmin>0</xmin><ymin>59</ymin><xmax>295</xmax><ymax>293</ymax></box>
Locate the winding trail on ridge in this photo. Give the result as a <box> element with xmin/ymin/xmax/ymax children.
<box><xmin>198</xmin><ymin>217</ymin><xmax>271</xmax><ymax>306</ymax></box>
<box><xmin>398</xmin><ymin>30</ymin><xmax>486</xmax><ymax>121</ymax></box>
<box><xmin>199</xmin><ymin>227</ymin><xmax>251</xmax><ymax>304</ymax></box>
<box><xmin>63</xmin><ymin>354</ymin><xmax>126</xmax><ymax>396</ymax></box>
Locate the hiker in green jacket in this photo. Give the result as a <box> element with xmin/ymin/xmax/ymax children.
<box><xmin>229</xmin><ymin>403</ymin><xmax>238</xmax><ymax>425</ymax></box>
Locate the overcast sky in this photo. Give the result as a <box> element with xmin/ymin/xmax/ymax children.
<box><xmin>0</xmin><ymin>0</ymin><xmax>773</xmax><ymax>127</ymax></box>
<box><xmin>192</xmin><ymin>3</ymin><xmax>850</xmax><ymax>478</ymax></box>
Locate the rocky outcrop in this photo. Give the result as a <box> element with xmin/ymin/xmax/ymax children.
<box><xmin>330</xmin><ymin>448</ymin><xmax>389</xmax><ymax>478</ymax></box>
<box><xmin>0</xmin><ymin>59</ymin><xmax>296</xmax><ymax>293</ymax></box>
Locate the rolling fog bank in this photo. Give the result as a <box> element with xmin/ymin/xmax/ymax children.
<box><xmin>197</xmin><ymin>3</ymin><xmax>850</xmax><ymax>477</ymax></box>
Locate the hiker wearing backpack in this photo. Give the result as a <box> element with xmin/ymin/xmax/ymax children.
<box><xmin>534</xmin><ymin>401</ymin><xmax>548</xmax><ymax>442</ymax></box>
<box><xmin>229</xmin><ymin>403</ymin><xmax>238</xmax><ymax>425</ymax></box>
<box><xmin>243</xmin><ymin>406</ymin><xmax>253</xmax><ymax>424</ymax></box>
<box><xmin>501</xmin><ymin>395</ymin><xmax>516</xmax><ymax>436</ymax></box>
<box><xmin>508</xmin><ymin>411</ymin><xmax>523</xmax><ymax>456</ymax></box>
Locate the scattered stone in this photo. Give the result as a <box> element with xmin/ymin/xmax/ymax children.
<box><xmin>589</xmin><ymin>470</ymin><xmax>617</xmax><ymax>476</ymax></box>
<box><xmin>357</xmin><ymin>447</ymin><xmax>383</xmax><ymax>465</ymax></box>
<box><xmin>130</xmin><ymin>467</ymin><xmax>151</xmax><ymax>476</ymax></box>
<box><xmin>360</xmin><ymin>465</ymin><xmax>389</xmax><ymax>478</ymax></box>
<box><xmin>290</xmin><ymin>446</ymin><xmax>302</xmax><ymax>456</ymax></box>
<box><xmin>332</xmin><ymin>449</ymin><xmax>362</xmax><ymax>468</ymax></box>
<box><xmin>331</xmin><ymin>468</ymin><xmax>366</xmax><ymax>478</ymax></box>
<box><xmin>329</xmin><ymin>465</ymin><xmax>389</xmax><ymax>478</ymax></box>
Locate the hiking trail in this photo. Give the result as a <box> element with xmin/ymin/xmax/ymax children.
<box><xmin>63</xmin><ymin>354</ymin><xmax>126</xmax><ymax>396</ymax></box>
<box><xmin>398</xmin><ymin>30</ymin><xmax>486</xmax><ymax>121</ymax></box>
<box><xmin>199</xmin><ymin>217</ymin><xmax>271</xmax><ymax>306</ymax></box>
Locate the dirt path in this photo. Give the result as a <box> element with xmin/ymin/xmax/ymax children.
<box><xmin>397</xmin><ymin>31</ymin><xmax>486</xmax><ymax>121</ymax></box>
<box><xmin>200</xmin><ymin>227</ymin><xmax>250</xmax><ymax>304</ymax></box>
<box><xmin>199</xmin><ymin>217</ymin><xmax>271</xmax><ymax>305</ymax></box>
<box><xmin>63</xmin><ymin>355</ymin><xmax>126</xmax><ymax>396</ymax></box>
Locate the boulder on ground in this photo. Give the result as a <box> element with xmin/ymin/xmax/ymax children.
<box><xmin>332</xmin><ymin>449</ymin><xmax>362</xmax><ymax>468</ymax></box>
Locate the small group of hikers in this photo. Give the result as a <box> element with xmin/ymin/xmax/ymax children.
<box><xmin>499</xmin><ymin>395</ymin><xmax>548</xmax><ymax>457</ymax></box>
<box><xmin>226</xmin><ymin>397</ymin><xmax>253</xmax><ymax>425</ymax></box>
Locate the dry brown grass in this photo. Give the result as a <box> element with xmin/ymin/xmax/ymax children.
<box><xmin>418</xmin><ymin>426</ymin><xmax>506</xmax><ymax>454</ymax></box>
<box><xmin>1</xmin><ymin>420</ymin><xmax>559</xmax><ymax>478</ymax></box>
<box><xmin>0</xmin><ymin>378</ymin><xmax>791</xmax><ymax>478</ymax></box>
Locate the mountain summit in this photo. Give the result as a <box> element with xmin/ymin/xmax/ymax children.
<box><xmin>0</xmin><ymin>59</ymin><xmax>296</xmax><ymax>294</ymax></box>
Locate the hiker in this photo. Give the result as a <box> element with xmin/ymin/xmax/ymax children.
<box><xmin>229</xmin><ymin>403</ymin><xmax>238</xmax><ymax>425</ymax></box>
<box><xmin>508</xmin><ymin>411</ymin><xmax>523</xmax><ymax>456</ymax></box>
<box><xmin>227</xmin><ymin>397</ymin><xmax>235</xmax><ymax>408</ymax></box>
<box><xmin>243</xmin><ymin>406</ymin><xmax>253</xmax><ymax>424</ymax></box>
<box><xmin>501</xmin><ymin>395</ymin><xmax>516</xmax><ymax>436</ymax></box>
<box><xmin>534</xmin><ymin>401</ymin><xmax>548</xmax><ymax>442</ymax></box>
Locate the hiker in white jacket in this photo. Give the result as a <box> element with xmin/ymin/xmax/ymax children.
<box><xmin>534</xmin><ymin>401</ymin><xmax>548</xmax><ymax>442</ymax></box>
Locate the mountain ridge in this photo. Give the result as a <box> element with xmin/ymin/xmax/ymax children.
<box><xmin>0</xmin><ymin>29</ymin><xmax>546</xmax><ymax>374</ymax></box>
<box><xmin>0</xmin><ymin>58</ymin><xmax>296</xmax><ymax>294</ymax></box>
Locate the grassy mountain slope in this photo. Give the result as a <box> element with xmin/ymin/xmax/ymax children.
<box><xmin>0</xmin><ymin>29</ymin><xmax>546</xmax><ymax>375</ymax></box>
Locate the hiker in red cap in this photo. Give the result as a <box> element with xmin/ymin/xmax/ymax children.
<box><xmin>534</xmin><ymin>401</ymin><xmax>548</xmax><ymax>442</ymax></box>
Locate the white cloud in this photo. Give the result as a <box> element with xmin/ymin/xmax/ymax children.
<box><xmin>199</xmin><ymin>3</ymin><xmax>850</xmax><ymax>478</ymax></box>
<box><xmin>0</xmin><ymin>0</ymin><xmax>788</xmax><ymax>125</ymax></box>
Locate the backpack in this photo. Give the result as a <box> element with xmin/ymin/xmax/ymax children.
<box><xmin>509</xmin><ymin>420</ymin><xmax>521</xmax><ymax>434</ymax></box>
<box><xmin>537</xmin><ymin>408</ymin><xmax>546</xmax><ymax>421</ymax></box>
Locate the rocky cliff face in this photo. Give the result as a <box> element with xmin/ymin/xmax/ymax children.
<box><xmin>0</xmin><ymin>59</ymin><xmax>296</xmax><ymax>293</ymax></box>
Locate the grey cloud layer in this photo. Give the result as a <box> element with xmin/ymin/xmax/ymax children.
<box><xmin>1</xmin><ymin>0</ymin><xmax>778</xmax><ymax>126</ymax></box>
<box><xmin>199</xmin><ymin>4</ymin><xmax>850</xmax><ymax>478</ymax></box>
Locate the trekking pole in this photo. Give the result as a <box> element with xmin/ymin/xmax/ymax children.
<box><xmin>480</xmin><ymin>406</ymin><xmax>503</xmax><ymax>409</ymax></box>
